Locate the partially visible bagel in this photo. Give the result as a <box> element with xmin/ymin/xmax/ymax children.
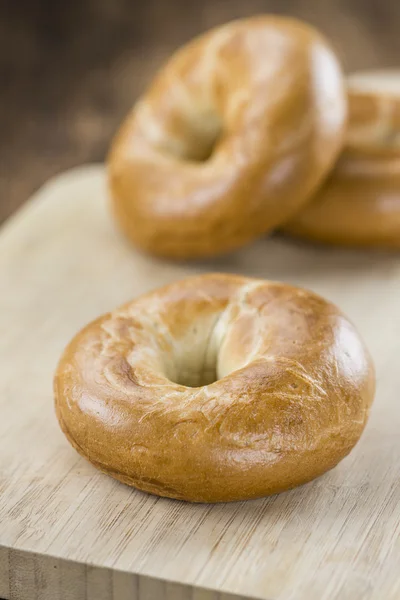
<box><xmin>284</xmin><ymin>70</ymin><xmax>400</xmax><ymax>248</ymax></box>
<box><xmin>108</xmin><ymin>16</ymin><xmax>346</xmax><ymax>259</ymax></box>
<box><xmin>55</xmin><ymin>274</ymin><xmax>375</xmax><ymax>503</ymax></box>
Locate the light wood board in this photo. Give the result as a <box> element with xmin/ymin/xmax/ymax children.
<box><xmin>0</xmin><ymin>165</ymin><xmax>399</xmax><ymax>600</ymax></box>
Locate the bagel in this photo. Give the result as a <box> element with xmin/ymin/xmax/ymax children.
<box><xmin>283</xmin><ymin>70</ymin><xmax>400</xmax><ymax>247</ymax></box>
<box><xmin>54</xmin><ymin>274</ymin><xmax>375</xmax><ymax>503</ymax></box>
<box><xmin>108</xmin><ymin>16</ymin><xmax>346</xmax><ymax>259</ymax></box>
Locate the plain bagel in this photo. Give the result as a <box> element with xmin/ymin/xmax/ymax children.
<box><xmin>283</xmin><ymin>70</ymin><xmax>400</xmax><ymax>247</ymax></box>
<box><xmin>108</xmin><ymin>16</ymin><xmax>347</xmax><ymax>259</ymax></box>
<box><xmin>54</xmin><ymin>274</ymin><xmax>375</xmax><ymax>503</ymax></box>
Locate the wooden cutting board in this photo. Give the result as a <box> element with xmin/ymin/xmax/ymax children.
<box><xmin>0</xmin><ymin>165</ymin><xmax>399</xmax><ymax>600</ymax></box>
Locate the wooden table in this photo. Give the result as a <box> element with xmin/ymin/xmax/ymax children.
<box><xmin>1</xmin><ymin>0</ymin><xmax>400</xmax><ymax>223</ymax></box>
<box><xmin>0</xmin><ymin>166</ymin><xmax>399</xmax><ymax>600</ymax></box>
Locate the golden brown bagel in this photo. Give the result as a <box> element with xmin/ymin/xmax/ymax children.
<box><xmin>108</xmin><ymin>16</ymin><xmax>346</xmax><ymax>259</ymax></box>
<box><xmin>54</xmin><ymin>274</ymin><xmax>375</xmax><ymax>503</ymax></box>
<box><xmin>284</xmin><ymin>70</ymin><xmax>400</xmax><ymax>247</ymax></box>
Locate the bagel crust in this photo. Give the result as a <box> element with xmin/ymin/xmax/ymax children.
<box><xmin>284</xmin><ymin>71</ymin><xmax>400</xmax><ymax>247</ymax></box>
<box><xmin>54</xmin><ymin>274</ymin><xmax>375</xmax><ymax>503</ymax></box>
<box><xmin>108</xmin><ymin>16</ymin><xmax>346</xmax><ymax>259</ymax></box>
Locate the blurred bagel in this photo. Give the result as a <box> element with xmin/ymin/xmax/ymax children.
<box><xmin>283</xmin><ymin>70</ymin><xmax>400</xmax><ymax>247</ymax></box>
<box><xmin>55</xmin><ymin>274</ymin><xmax>375</xmax><ymax>503</ymax></box>
<box><xmin>108</xmin><ymin>16</ymin><xmax>346</xmax><ymax>259</ymax></box>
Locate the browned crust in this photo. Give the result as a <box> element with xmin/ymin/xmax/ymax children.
<box><xmin>107</xmin><ymin>16</ymin><xmax>346</xmax><ymax>259</ymax></box>
<box><xmin>54</xmin><ymin>274</ymin><xmax>375</xmax><ymax>503</ymax></box>
<box><xmin>284</xmin><ymin>75</ymin><xmax>400</xmax><ymax>248</ymax></box>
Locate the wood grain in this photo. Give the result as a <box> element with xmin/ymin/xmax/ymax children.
<box><xmin>0</xmin><ymin>165</ymin><xmax>400</xmax><ymax>600</ymax></box>
<box><xmin>2</xmin><ymin>0</ymin><xmax>400</xmax><ymax>224</ymax></box>
<box><xmin>0</xmin><ymin>548</ymin><xmax>249</xmax><ymax>600</ymax></box>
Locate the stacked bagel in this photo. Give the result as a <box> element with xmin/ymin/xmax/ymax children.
<box><xmin>55</xmin><ymin>16</ymin><xmax>379</xmax><ymax>503</ymax></box>
<box><xmin>284</xmin><ymin>71</ymin><xmax>400</xmax><ymax>247</ymax></box>
<box><xmin>109</xmin><ymin>16</ymin><xmax>400</xmax><ymax>258</ymax></box>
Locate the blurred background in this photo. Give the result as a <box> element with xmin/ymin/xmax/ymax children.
<box><xmin>1</xmin><ymin>0</ymin><xmax>399</xmax><ymax>225</ymax></box>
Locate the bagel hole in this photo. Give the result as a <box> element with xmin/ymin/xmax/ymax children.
<box><xmin>186</xmin><ymin>134</ymin><xmax>219</xmax><ymax>162</ymax></box>
<box><xmin>171</xmin><ymin>365</ymin><xmax>218</xmax><ymax>388</ymax></box>
<box><xmin>162</xmin><ymin>112</ymin><xmax>222</xmax><ymax>162</ymax></box>
<box><xmin>163</xmin><ymin>320</ymin><xmax>220</xmax><ymax>388</ymax></box>
<box><xmin>166</xmin><ymin>346</ymin><xmax>219</xmax><ymax>388</ymax></box>
<box><xmin>184</xmin><ymin>111</ymin><xmax>223</xmax><ymax>162</ymax></box>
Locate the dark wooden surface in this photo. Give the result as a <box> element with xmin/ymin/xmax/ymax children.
<box><xmin>1</xmin><ymin>0</ymin><xmax>400</xmax><ymax>223</ymax></box>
